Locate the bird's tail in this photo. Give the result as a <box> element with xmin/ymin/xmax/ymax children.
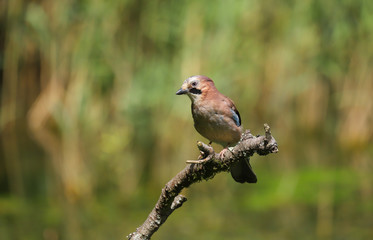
<box><xmin>230</xmin><ymin>159</ymin><xmax>257</xmax><ymax>183</ymax></box>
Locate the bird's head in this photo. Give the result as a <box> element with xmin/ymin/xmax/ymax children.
<box><xmin>176</xmin><ymin>75</ymin><xmax>215</xmax><ymax>102</ymax></box>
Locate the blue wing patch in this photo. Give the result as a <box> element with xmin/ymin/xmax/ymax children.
<box><xmin>231</xmin><ymin>108</ymin><xmax>241</xmax><ymax>127</ymax></box>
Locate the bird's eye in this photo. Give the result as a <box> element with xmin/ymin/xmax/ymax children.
<box><xmin>191</xmin><ymin>81</ymin><xmax>197</xmax><ymax>87</ymax></box>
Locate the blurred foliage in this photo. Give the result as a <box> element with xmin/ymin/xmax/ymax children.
<box><xmin>1</xmin><ymin>0</ymin><xmax>373</xmax><ymax>239</ymax></box>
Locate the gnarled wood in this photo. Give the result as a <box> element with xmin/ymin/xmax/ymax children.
<box><xmin>127</xmin><ymin>124</ymin><xmax>278</xmax><ymax>240</ymax></box>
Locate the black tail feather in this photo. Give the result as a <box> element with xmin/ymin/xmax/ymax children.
<box><xmin>230</xmin><ymin>159</ymin><xmax>257</xmax><ymax>183</ymax></box>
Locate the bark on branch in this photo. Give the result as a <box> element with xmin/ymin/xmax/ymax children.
<box><xmin>127</xmin><ymin>124</ymin><xmax>278</xmax><ymax>240</ymax></box>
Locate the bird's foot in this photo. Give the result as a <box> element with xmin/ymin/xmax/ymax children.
<box><xmin>218</xmin><ymin>147</ymin><xmax>234</xmax><ymax>159</ymax></box>
<box><xmin>219</xmin><ymin>148</ymin><xmax>228</xmax><ymax>159</ymax></box>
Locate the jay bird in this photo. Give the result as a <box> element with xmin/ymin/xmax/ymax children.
<box><xmin>176</xmin><ymin>75</ymin><xmax>257</xmax><ymax>183</ymax></box>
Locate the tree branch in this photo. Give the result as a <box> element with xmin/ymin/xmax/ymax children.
<box><xmin>127</xmin><ymin>124</ymin><xmax>278</xmax><ymax>240</ymax></box>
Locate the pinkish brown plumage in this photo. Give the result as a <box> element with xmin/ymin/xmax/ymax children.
<box><xmin>176</xmin><ymin>75</ymin><xmax>257</xmax><ymax>183</ymax></box>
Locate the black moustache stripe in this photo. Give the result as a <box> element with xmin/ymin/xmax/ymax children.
<box><xmin>189</xmin><ymin>88</ymin><xmax>202</xmax><ymax>94</ymax></box>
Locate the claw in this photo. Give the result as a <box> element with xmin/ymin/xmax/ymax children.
<box><xmin>219</xmin><ymin>148</ymin><xmax>228</xmax><ymax>158</ymax></box>
<box><xmin>219</xmin><ymin>146</ymin><xmax>235</xmax><ymax>159</ymax></box>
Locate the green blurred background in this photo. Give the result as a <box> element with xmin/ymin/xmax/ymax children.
<box><xmin>1</xmin><ymin>0</ymin><xmax>373</xmax><ymax>239</ymax></box>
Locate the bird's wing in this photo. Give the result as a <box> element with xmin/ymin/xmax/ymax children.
<box><xmin>230</xmin><ymin>105</ymin><xmax>241</xmax><ymax>127</ymax></box>
<box><xmin>223</xmin><ymin>97</ymin><xmax>241</xmax><ymax>127</ymax></box>
<box><xmin>204</xmin><ymin>89</ymin><xmax>242</xmax><ymax>127</ymax></box>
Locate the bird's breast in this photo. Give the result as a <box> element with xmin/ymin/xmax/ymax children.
<box><xmin>191</xmin><ymin>104</ymin><xmax>242</xmax><ymax>146</ymax></box>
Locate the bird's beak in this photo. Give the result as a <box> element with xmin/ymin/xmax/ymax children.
<box><xmin>176</xmin><ymin>88</ymin><xmax>188</xmax><ymax>95</ymax></box>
